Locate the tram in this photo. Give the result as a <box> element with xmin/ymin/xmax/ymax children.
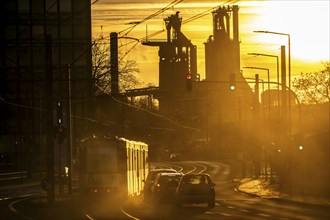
<box><xmin>79</xmin><ymin>136</ymin><xmax>149</xmax><ymax>201</ymax></box>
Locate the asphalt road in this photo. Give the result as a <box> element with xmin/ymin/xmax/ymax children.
<box><xmin>1</xmin><ymin>161</ymin><xmax>329</xmax><ymax>219</ymax></box>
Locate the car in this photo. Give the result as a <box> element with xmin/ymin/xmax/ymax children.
<box><xmin>144</xmin><ymin>168</ymin><xmax>178</xmax><ymax>201</ymax></box>
<box><xmin>151</xmin><ymin>172</ymin><xmax>183</xmax><ymax>202</ymax></box>
<box><xmin>175</xmin><ymin>173</ymin><xmax>216</xmax><ymax>208</ymax></box>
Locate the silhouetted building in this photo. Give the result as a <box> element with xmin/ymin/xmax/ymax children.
<box><xmin>142</xmin><ymin>6</ymin><xmax>256</xmax><ymax>158</ymax></box>
<box><xmin>142</xmin><ymin>11</ymin><xmax>198</xmax><ymax>117</ymax></box>
<box><xmin>0</xmin><ymin>0</ymin><xmax>92</xmax><ymax>172</ymax></box>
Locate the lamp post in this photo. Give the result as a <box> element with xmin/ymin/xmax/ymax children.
<box><xmin>244</xmin><ymin>66</ymin><xmax>271</xmax><ymax>181</ymax></box>
<box><xmin>253</xmin><ymin>31</ymin><xmax>292</xmax><ymax>138</ymax></box>
<box><xmin>243</xmin><ymin>67</ymin><xmax>270</xmax><ymax>112</ymax></box>
<box><xmin>247</xmin><ymin>53</ymin><xmax>280</xmax><ymax>117</ymax></box>
<box><xmin>247</xmin><ymin>53</ymin><xmax>279</xmax><ymax>90</ymax></box>
<box><xmin>253</xmin><ymin>31</ymin><xmax>290</xmax><ymax>91</ymax></box>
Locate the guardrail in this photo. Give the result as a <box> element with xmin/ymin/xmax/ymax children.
<box><xmin>0</xmin><ymin>171</ymin><xmax>28</xmax><ymax>185</ymax></box>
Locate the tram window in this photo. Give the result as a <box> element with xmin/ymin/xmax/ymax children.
<box><xmin>86</xmin><ymin>146</ymin><xmax>117</xmax><ymax>172</ymax></box>
<box><xmin>136</xmin><ymin>149</ymin><xmax>140</xmax><ymax>177</ymax></box>
<box><xmin>118</xmin><ymin>147</ymin><xmax>127</xmax><ymax>172</ymax></box>
<box><xmin>142</xmin><ymin>150</ymin><xmax>145</xmax><ymax>170</ymax></box>
<box><xmin>131</xmin><ymin>149</ymin><xmax>134</xmax><ymax>171</ymax></box>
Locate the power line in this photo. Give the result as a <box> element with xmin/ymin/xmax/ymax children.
<box><xmin>182</xmin><ymin>0</ymin><xmax>238</xmax><ymax>25</ymax></box>
<box><xmin>0</xmin><ymin>96</ymin><xmax>112</xmax><ymax>127</ymax></box>
<box><xmin>109</xmin><ymin>95</ymin><xmax>201</xmax><ymax>132</ymax></box>
<box><xmin>119</xmin><ymin>0</ymin><xmax>183</xmax><ymax>36</ymax></box>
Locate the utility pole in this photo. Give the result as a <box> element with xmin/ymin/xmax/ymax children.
<box><xmin>254</xmin><ymin>74</ymin><xmax>260</xmax><ymax>177</ymax></box>
<box><xmin>110</xmin><ymin>32</ymin><xmax>123</xmax><ymax>137</ymax></box>
<box><xmin>45</xmin><ymin>35</ymin><xmax>55</xmax><ymax>204</ymax></box>
<box><xmin>110</xmin><ymin>32</ymin><xmax>119</xmax><ymax>95</ymax></box>
<box><xmin>66</xmin><ymin>64</ymin><xmax>72</xmax><ymax>193</ymax></box>
<box><xmin>281</xmin><ymin>45</ymin><xmax>291</xmax><ymax>193</ymax></box>
<box><xmin>281</xmin><ymin>45</ymin><xmax>287</xmax><ymax>127</ymax></box>
<box><xmin>254</xmin><ymin>74</ymin><xmax>260</xmax><ymax>121</ymax></box>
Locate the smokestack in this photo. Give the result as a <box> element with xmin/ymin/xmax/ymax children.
<box><xmin>233</xmin><ymin>5</ymin><xmax>239</xmax><ymax>43</ymax></box>
<box><xmin>232</xmin><ymin>5</ymin><xmax>240</xmax><ymax>74</ymax></box>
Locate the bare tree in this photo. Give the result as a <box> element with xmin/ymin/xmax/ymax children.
<box><xmin>292</xmin><ymin>61</ymin><xmax>330</xmax><ymax>104</ymax></box>
<box><xmin>92</xmin><ymin>35</ymin><xmax>141</xmax><ymax>95</ymax></box>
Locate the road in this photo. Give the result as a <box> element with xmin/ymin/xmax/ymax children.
<box><xmin>1</xmin><ymin>161</ymin><xmax>329</xmax><ymax>219</ymax></box>
<box><xmin>118</xmin><ymin>161</ymin><xmax>329</xmax><ymax>220</ymax></box>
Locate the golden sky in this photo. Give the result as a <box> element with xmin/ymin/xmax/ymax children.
<box><xmin>92</xmin><ymin>0</ymin><xmax>330</xmax><ymax>87</ymax></box>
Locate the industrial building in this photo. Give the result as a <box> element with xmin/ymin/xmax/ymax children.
<box><xmin>140</xmin><ymin>6</ymin><xmax>256</xmax><ymax>158</ymax></box>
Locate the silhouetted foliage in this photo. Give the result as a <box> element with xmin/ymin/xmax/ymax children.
<box><xmin>292</xmin><ymin>61</ymin><xmax>330</xmax><ymax>104</ymax></box>
<box><xmin>92</xmin><ymin>35</ymin><xmax>140</xmax><ymax>95</ymax></box>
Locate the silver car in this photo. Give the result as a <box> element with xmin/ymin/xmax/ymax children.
<box><xmin>144</xmin><ymin>168</ymin><xmax>178</xmax><ymax>201</ymax></box>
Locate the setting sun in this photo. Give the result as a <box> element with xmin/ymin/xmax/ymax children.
<box><xmin>243</xmin><ymin>0</ymin><xmax>330</xmax><ymax>62</ymax></box>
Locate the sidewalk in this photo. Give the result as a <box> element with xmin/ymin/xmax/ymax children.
<box><xmin>236</xmin><ymin>177</ymin><xmax>330</xmax><ymax>207</ymax></box>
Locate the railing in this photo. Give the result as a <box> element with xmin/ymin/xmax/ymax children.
<box><xmin>0</xmin><ymin>171</ymin><xmax>28</xmax><ymax>184</ymax></box>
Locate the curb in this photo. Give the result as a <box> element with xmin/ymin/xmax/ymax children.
<box><xmin>235</xmin><ymin>178</ymin><xmax>330</xmax><ymax>207</ymax></box>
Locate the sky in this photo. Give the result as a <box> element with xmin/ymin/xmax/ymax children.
<box><xmin>91</xmin><ymin>0</ymin><xmax>330</xmax><ymax>87</ymax></box>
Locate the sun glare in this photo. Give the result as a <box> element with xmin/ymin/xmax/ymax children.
<box><xmin>248</xmin><ymin>1</ymin><xmax>329</xmax><ymax>62</ymax></box>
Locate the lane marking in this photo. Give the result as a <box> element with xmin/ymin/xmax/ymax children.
<box><xmin>244</xmin><ymin>200</ymin><xmax>256</xmax><ymax>204</ymax></box>
<box><xmin>9</xmin><ymin>197</ymin><xmax>35</xmax><ymax>220</ymax></box>
<box><xmin>238</xmin><ymin>209</ymin><xmax>250</xmax><ymax>213</ymax></box>
<box><xmin>85</xmin><ymin>214</ymin><xmax>95</xmax><ymax>220</ymax></box>
<box><xmin>222</xmin><ymin>212</ymin><xmax>232</xmax><ymax>217</ymax></box>
<box><xmin>225</xmin><ymin>205</ymin><xmax>235</xmax><ymax>209</ymax></box>
<box><xmin>120</xmin><ymin>207</ymin><xmax>141</xmax><ymax>220</ymax></box>
<box><xmin>258</xmin><ymin>213</ymin><xmax>272</xmax><ymax>217</ymax></box>
<box><xmin>206</xmin><ymin>211</ymin><xmax>232</xmax><ymax>217</ymax></box>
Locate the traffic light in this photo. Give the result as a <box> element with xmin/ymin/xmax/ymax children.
<box><xmin>56</xmin><ymin>98</ymin><xmax>63</xmax><ymax>125</ymax></box>
<box><xmin>58</xmin><ymin>126</ymin><xmax>65</xmax><ymax>144</ymax></box>
<box><xmin>293</xmin><ymin>133</ymin><xmax>304</xmax><ymax>151</ymax></box>
<box><xmin>56</xmin><ymin>98</ymin><xmax>65</xmax><ymax>144</ymax></box>
<box><xmin>229</xmin><ymin>73</ymin><xmax>236</xmax><ymax>91</ymax></box>
<box><xmin>186</xmin><ymin>74</ymin><xmax>192</xmax><ymax>91</ymax></box>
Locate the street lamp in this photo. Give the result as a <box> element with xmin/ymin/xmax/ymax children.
<box><xmin>244</xmin><ymin>66</ymin><xmax>272</xmax><ymax>181</ymax></box>
<box><xmin>247</xmin><ymin>53</ymin><xmax>279</xmax><ymax>90</ymax></box>
<box><xmin>244</xmin><ymin>67</ymin><xmax>271</xmax><ymax>125</ymax></box>
<box><xmin>253</xmin><ymin>31</ymin><xmax>292</xmax><ymax>137</ymax></box>
<box><xmin>253</xmin><ymin>31</ymin><xmax>291</xmax><ymax>91</ymax></box>
<box><xmin>243</xmin><ymin>66</ymin><xmax>270</xmax><ymax>98</ymax></box>
<box><xmin>247</xmin><ymin>53</ymin><xmax>280</xmax><ymax>116</ymax></box>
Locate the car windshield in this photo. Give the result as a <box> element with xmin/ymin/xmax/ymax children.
<box><xmin>159</xmin><ymin>175</ymin><xmax>181</xmax><ymax>186</ymax></box>
<box><xmin>147</xmin><ymin>169</ymin><xmax>176</xmax><ymax>182</ymax></box>
<box><xmin>182</xmin><ymin>175</ymin><xmax>209</xmax><ymax>185</ymax></box>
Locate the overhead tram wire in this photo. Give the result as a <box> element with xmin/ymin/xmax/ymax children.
<box><xmin>118</xmin><ymin>29</ymin><xmax>165</xmax><ymax>49</ymax></box>
<box><xmin>119</xmin><ymin>0</ymin><xmax>182</xmax><ymax>36</ymax></box>
<box><xmin>91</xmin><ymin>0</ymin><xmax>100</xmax><ymax>5</ymax></box>
<box><xmin>120</xmin><ymin>0</ymin><xmax>238</xmax><ymax>57</ymax></box>
<box><xmin>182</xmin><ymin>0</ymin><xmax>238</xmax><ymax>25</ymax></box>
<box><xmin>109</xmin><ymin>94</ymin><xmax>201</xmax><ymax>132</ymax></box>
<box><xmin>114</xmin><ymin>0</ymin><xmax>183</xmax><ymax>59</ymax></box>
<box><xmin>119</xmin><ymin>0</ymin><xmax>183</xmax><ymax>36</ymax></box>
<box><xmin>118</xmin><ymin>29</ymin><xmax>166</xmax><ymax>60</ymax></box>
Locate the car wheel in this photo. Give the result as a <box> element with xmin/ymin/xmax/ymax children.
<box><xmin>208</xmin><ymin>200</ymin><xmax>215</xmax><ymax>208</ymax></box>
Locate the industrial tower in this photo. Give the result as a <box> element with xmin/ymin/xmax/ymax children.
<box><xmin>142</xmin><ymin>12</ymin><xmax>197</xmax><ymax>116</ymax></box>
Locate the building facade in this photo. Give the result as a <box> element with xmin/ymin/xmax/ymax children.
<box><xmin>0</xmin><ymin>0</ymin><xmax>93</xmax><ymax>172</ymax></box>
